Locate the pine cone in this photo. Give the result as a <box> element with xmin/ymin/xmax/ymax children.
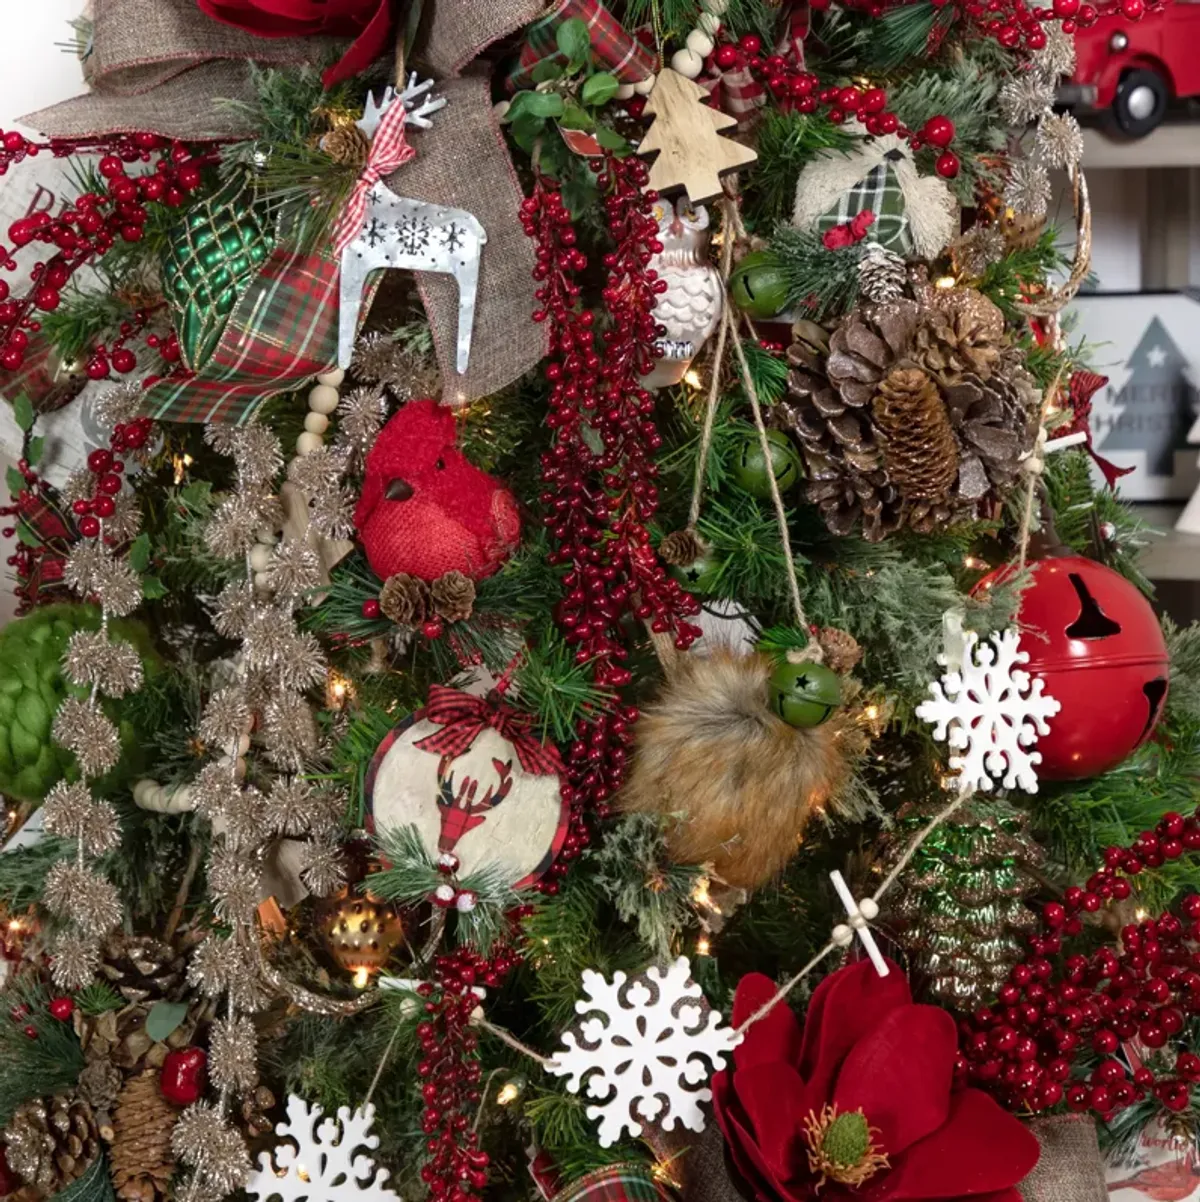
<box><xmin>857</xmin><ymin>244</ymin><xmax>907</xmax><ymax>304</ymax></box>
<box><xmin>659</xmin><ymin>529</ymin><xmax>705</xmax><ymax>567</ymax></box>
<box><xmin>430</xmin><ymin>571</ymin><xmax>475</xmax><ymax>623</ymax></box>
<box><xmin>239</xmin><ymin>1085</ymin><xmax>277</xmax><ymax>1141</ymax></box>
<box><xmin>873</xmin><ymin>367</ymin><xmax>960</xmax><ymax>507</ymax></box>
<box><xmin>815</xmin><ymin>627</ymin><xmax>862</xmax><ymax>675</ymax></box>
<box><xmin>4</xmin><ymin>1096</ymin><xmax>99</xmax><ymax>1194</ymax></box>
<box><xmin>909</xmin><ymin>304</ymin><xmax>1002</xmax><ymax>386</ymax></box>
<box><xmin>943</xmin><ymin>364</ymin><xmax>1040</xmax><ymax>501</ymax></box>
<box><xmin>1002</xmin><ymin>210</ymin><xmax>1045</xmax><ymax>250</ymax></box>
<box><xmin>109</xmin><ymin>1072</ymin><xmax>177</xmax><ymax>1202</ymax></box>
<box><xmin>78</xmin><ymin>1061</ymin><xmax>122</xmax><ymax>1135</ymax></box>
<box><xmin>98</xmin><ymin>933</ymin><xmax>187</xmax><ymax>1004</ymax></box>
<box><xmin>825</xmin><ymin>299</ymin><xmax>920</xmax><ymax>407</ymax></box>
<box><xmin>379</xmin><ymin>573</ymin><xmax>429</xmax><ymax>625</ymax></box>
<box><xmin>776</xmin><ymin>325</ymin><xmax>903</xmax><ymax>543</ymax></box>
<box><xmin>322</xmin><ymin>124</ymin><xmax>370</xmax><ymax>167</ymax></box>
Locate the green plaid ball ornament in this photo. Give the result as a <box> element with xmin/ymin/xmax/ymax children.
<box><xmin>160</xmin><ymin>173</ymin><xmax>274</xmax><ymax>371</ymax></box>
<box><xmin>816</xmin><ymin>159</ymin><xmax>913</xmax><ymax>256</ymax></box>
<box><xmin>793</xmin><ymin>135</ymin><xmax>958</xmax><ymax>261</ymax></box>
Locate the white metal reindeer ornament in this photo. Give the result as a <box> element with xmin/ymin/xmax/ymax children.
<box><xmin>335</xmin><ymin>76</ymin><xmax>487</xmax><ymax>374</ymax></box>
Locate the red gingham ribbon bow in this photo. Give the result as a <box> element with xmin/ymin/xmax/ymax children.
<box><xmin>331</xmin><ymin>99</ymin><xmax>417</xmax><ymax>255</ymax></box>
<box><xmin>1062</xmin><ymin>370</ymin><xmax>1135</xmax><ymax>490</ymax></box>
<box><xmin>414</xmin><ymin>685</ymin><xmax>564</xmax><ymax>776</ymax></box>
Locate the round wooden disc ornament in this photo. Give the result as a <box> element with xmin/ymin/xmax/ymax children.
<box><xmin>366</xmin><ymin>686</ymin><xmax>570</xmax><ymax>891</ymax></box>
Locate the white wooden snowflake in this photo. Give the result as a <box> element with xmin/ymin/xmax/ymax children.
<box><xmin>547</xmin><ymin>956</ymin><xmax>738</xmax><ymax>1148</ymax></box>
<box><xmin>246</xmin><ymin>1094</ymin><xmax>400</xmax><ymax>1202</ymax></box>
<box><xmin>916</xmin><ymin>626</ymin><xmax>1060</xmax><ymax>794</ymax></box>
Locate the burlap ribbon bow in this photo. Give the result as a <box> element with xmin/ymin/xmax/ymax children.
<box><xmin>21</xmin><ymin>0</ymin><xmax>550</xmax><ymax>410</ymax></box>
<box><xmin>413</xmin><ymin>686</ymin><xmax>564</xmax><ymax>777</ymax></box>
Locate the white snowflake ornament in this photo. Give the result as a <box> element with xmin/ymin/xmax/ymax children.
<box><xmin>246</xmin><ymin>1095</ymin><xmax>401</xmax><ymax>1202</ymax></box>
<box><xmin>916</xmin><ymin>626</ymin><xmax>1060</xmax><ymax>795</ymax></box>
<box><xmin>547</xmin><ymin>957</ymin><xmax>738</xmax><ymax>1148</ymax></box>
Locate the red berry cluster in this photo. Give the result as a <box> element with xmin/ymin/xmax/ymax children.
<box><xmin>0</xmin><ymin>136</ymin><xmax>213</xmax><ymax>376</ymax></box>
<box><xmin>0</xmin><ymin>129</ymin><xmax>180</xmax><ymax>178</ymax></box>
<box><xmin>71</xmin><ymin>420</ymin><xmax>155</xmax><ymax>540</ymax></box>
<box><xmin>960</xmin><ymin>809</ymin><xmax>1200</xmax><ymax>1119</ymax></box>
<box><xmin>703</xmin><ymin>37</ymin><xmax>963</xmax><ymax>178</ymax></box>
<box><xmin>521</xmin><ymin>156</ymin><xmax>702</xmax><ymax>838</ymax></box>
<box><xmin>83</xmin><ymin>311</ymin><xmax>183</xmax><ymax>383</ymax></box>
<box><xmin>415</xmin><ymin>947</ymin><xmax>521</xmax><ymax>1202</ymax></box>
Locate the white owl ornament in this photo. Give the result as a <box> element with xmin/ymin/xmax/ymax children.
<box><xmin>642</xmin><ymin>198</ymin><xmax>724</xmax><ymax>389</ymax></box>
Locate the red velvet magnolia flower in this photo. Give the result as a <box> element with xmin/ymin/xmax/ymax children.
<box><xmin>195</xmin><ymin>0</ymin><xmax>392</xmax><ymax>86</ymax></box>
<box><xmin>712</xmin><ymin>958</ymin><xmax>1039</xmax><ymax>1202</ymax></box>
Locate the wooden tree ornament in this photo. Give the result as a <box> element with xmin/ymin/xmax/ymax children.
<box><xmin>638</xmin><ymin>69</ymin><xmax>757</xmax><ymax>205</ymax></box>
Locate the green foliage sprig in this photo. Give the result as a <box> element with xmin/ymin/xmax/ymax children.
<box><xmin>743</xmin><ymin>110</ymin><xmax>860</xmax><ymax>226</ymax></box>
<box><xmin>369</xmin><ymin>826</ymin><xmax>518</xmax><ymax>952</ymax></box>
<box><xmin>976</xmin><ymin>228</ymin><xmax>1070</xmax><ymax>323</ymax></box>
<box><xmin>0</xmin><ymin>980</ymin><xmax>86</xmax><ymax>1125</ymax></box>
<box><xmin>769</xmin><ymin>226</ymin><xmax>865</xmax><ymax>319</ymax></box>
<box><xmin>589</xmin><ymin>815</ymin><xmax>701</xmax><ymax>961</ymax></box>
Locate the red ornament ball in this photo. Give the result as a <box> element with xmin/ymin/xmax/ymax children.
<box><xmin>934</xmin><ymin>150</ymin><xmax>960</xmax><ymax>179</ymax></box>
<box><xmin>161</xmin><ymin>1046</ymin><xmax>207</xmax><ymax>1107</ymax></box>
<box><xmin>49</xmin><ymin>997</ymin><xmax>75</xmax><ymax>1021</ymax></box>
<box><xmin>713</xmin><ymin>43</ymin><xmax>741</xmax><ymax>69</ymax></box>
<box><xmin>111</xmin><ymin>348</ymin><xmax>137</xmax><ymax>374</ymax></box>
<box><xmin>362</xmin><ymin>598</ymin><xmax>382</xmax><ymax>620</ymax></box>
<box><xmin>975</xmin><ymin>555</ymin><xmax>1169</xmax><ymax>778</ymax></box>
<box><xmin>922</xmin><ymin>115</ymin><xmax>956</xmax><ymax>147</ymax></box>
<box><xmin>78</xmin><ymin>515</ymin><xmax>101</xmax><ymax>539</ymax></box>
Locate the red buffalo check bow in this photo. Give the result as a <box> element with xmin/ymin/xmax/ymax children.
<box><xmin>414</xmin><ymin>686</ymin><xmax>564</xmax><ymax>776</ymax></box>
<box><xmin>331</xmin><ymin>98</ymin><xmax>417</xmax><ymax>255</ymax></box>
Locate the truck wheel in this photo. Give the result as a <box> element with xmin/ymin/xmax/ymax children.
<box><xmin>1115</xmin><ymin>69</ymin><xmax>1168</xmax><ymax>136</ymax></box>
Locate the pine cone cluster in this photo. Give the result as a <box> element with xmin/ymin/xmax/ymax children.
<box><xmin>4</xmin><ymin>1096</ymin><xmax>99</xmax><ymax>1195</ymax></box>
<box><xmin>775</xmin><ymin>287</ymin><xmax>1036</xmax><ymax>541</ymax></box>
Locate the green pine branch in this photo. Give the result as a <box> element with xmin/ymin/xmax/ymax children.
<box><xmin>744</xmin><ymin>110</ymin><xmax>860</xmax><ymax>226</ymax></box>
<box><xmin>769</xmin><ymin>226</ymin><xmax>865</xmax><ymax>319</ymax></box>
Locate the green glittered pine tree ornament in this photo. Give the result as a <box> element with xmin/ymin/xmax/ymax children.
<box><xmin>160</xmin><ymin>173</ymin><xmax>274</xmax><ymax>371</ymax></box>
<box><xmin>875</xmin><ymin>798</ymin><xmax>1043</xmax><ymax>1009</ymax></box>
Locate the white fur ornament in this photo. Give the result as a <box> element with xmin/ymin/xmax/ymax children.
<box><xmin>791</xmin><ymin>134</ymin><xmax>958</xmax><ymax>261</ymax></box>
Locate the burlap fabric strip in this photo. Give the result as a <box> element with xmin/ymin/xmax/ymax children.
<box><xmin>23</xmin><ymin>0</ymin><xmax>330</xmax><ymax>139</ymax></box>
<box><xmin>1020</xmin><ymin>1115</ymin><xmax>1107</xmax><ymax>1202</ymax></box>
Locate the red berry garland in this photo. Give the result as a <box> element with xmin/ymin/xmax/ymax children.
<box><xmin>960</xmin><ymin>808</ymin><xmax>1200</xmax><ymax>1120</ymax></box>
<box><xmin>415</xmin><ymin>946</ymin><xmax>521</xmax><ymax>1202</ymax></box>
<box><xmin>521</xmin><ymin>156</ymin><xmax>701</xmax><ymax>862</ymax></box>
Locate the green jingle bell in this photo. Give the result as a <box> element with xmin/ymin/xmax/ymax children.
<box><xmin>732</xmin><ymin>429</ymin><xmax>802</xmax><ymax>499</ymax></box>
<box><xmin>768</xmin><ymin>659</ymin><xmax>842</xmax><ymax>727</ymax></box>
<box><xmin>669</xmin><ymin>549</ymin><xmax>725</xmax><ymax>594</ymax></box>
<box><xmin>729</xmin><ymin>251</ymin><xmax>788</xmax><ymax>319</ymax></box>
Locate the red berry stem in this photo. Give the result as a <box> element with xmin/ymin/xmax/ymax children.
<box><xmin>960</xmin><ymin>808</ymin><xmax>1200</xmax><ymax>1119</ymax></box>
<box><xmin>521</xmin><ymin>156</ymin><xmax>701</xmax><ymax>882</ymax></box>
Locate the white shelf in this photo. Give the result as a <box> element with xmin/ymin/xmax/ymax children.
<box><xmin>1134</xmin><ymin>505</ymin><xmax>1200</xmax><ymax>581</ymax></box>
<box><xmin>1082</xmin><ymin>123</ymin><xmax>1200</xmax><ymax>170</ymax></box>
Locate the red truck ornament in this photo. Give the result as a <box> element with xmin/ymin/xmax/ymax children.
<box><xmin>1060</xmin><ymin>2</ymin><xmax>1199</xmax><ymax>136</ymax></box>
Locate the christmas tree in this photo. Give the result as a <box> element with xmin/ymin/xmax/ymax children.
<box><xmin>0</xmin><ymin>3</ymin><xmax>1196</xmax><ymax>1202</ymax></box>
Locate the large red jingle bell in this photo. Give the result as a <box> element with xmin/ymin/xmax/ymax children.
<box><xmin>975</xmin><ymin>555</ymin><xmax>1169</xmax><ymax>779</ymax></box>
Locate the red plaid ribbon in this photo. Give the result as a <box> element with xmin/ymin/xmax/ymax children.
<box><xmin>507</xmin><ymin>0</ymin><xmax>657</xmax><ymax>90</ymax></box>
<box><xmin>701</xmin><ymin>3</ymin><xmax>808</xmax><ymax>128</ymax></box>
<box><xmin>414</xmin><ymin>686</ymin><xmax>563</xmax><ymax>776</ymax></box>
<box><xmin>140</xmin><ymin>245</ymin><xmax>364</xmax><ymax>425</ymax></box>
<box><xmin>332</xmin><ymin>100</ymin><xmax>417</xmax><ymax>254</ymax></box>
<box><xmin>1062</xmin><ymin>370</ymin><xmax>1135</xmax><ymax>489</ymax></box>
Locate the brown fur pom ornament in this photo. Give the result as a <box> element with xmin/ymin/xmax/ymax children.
<box><xmin>619</xmin><ymin>648</ymin><xmax>851</xmax><ymax>889</ymax></box>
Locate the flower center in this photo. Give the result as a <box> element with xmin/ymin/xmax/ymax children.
<box><xmin>803</xmin><ymin>1104</ymin><xmax>889</xmax><ymax>1190</ymax></box>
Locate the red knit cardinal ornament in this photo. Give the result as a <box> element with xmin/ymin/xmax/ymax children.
<box><xmin>355</xmin><ymin>399</ymin><xmax>520</xmax><ymax>583</ymax></box>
